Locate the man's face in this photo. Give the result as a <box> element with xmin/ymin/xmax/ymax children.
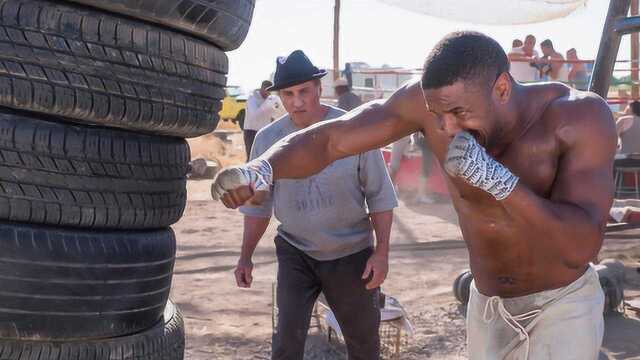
<box><xmin>259</xmin><ymin>87</ymin><xmax>269</xmax><ymax>98</ymax></box>
<box><xmin>278</xmin><ymin>80</ymin><xmax>322</xmax><ymax>125</ymax></box>
<box><xmin>524</xmin><ymin>36</ymin><xmax>535</xmax><ymax>52</ymax></box>
<box><xmin>566</xmin><ymin>49</ymin><xmax>577</xmax><ymax>60</ymax></box>
<box><xmin>541</xmin><ymin>45</ymin><xmax>553</xmax><ymax>57</ymax></box>
<box><xmin>423</xmin><ymin>78</ymin><xmax>503</xmax><ymax>150</ymax></box>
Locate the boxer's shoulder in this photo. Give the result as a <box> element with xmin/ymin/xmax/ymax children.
<box><xmin>386</xmin><ymin>80</ymin><xmax>435</xmax><ymax>125</ymax></box>
<box><xmin>541</xmin><ymin>88</ymin><xmax>615</xmax><ymax>148</ymax></box>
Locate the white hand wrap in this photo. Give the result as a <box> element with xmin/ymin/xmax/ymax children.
<box><xmin>445</xmin><ymin>132</ymin><xmax>519</xmax><ymax>201</ymax></box>
<box><xmin>211</xmin><ymin>158</ymin><xmax>273</xmax><ymax>200</ymax></box>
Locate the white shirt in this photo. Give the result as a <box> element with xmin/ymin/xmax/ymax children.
<box><xmin>509</xmin><ymin>48</ymin><xmax>540</xmax><ymax>83</ymax></box>
<box><xmin>244</xmin><ymin>90</ymin><xmax>285</xmax><ymax>131</ymax></box>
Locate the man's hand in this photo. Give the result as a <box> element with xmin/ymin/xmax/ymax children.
<box><xmin>362</xmin><ymin>251</ymin><xmax>389</xmax><ymax>290</ymax></box>
<box><xmin>445</xmin><ymin>131</ymin><xmax>519</xmax><ymax>201</ymax></box>
<box><xmin>211</xmin><ymin>158</ymin><xmax>273</xmax><ymax>208</ymax></box>
<box><xmin>234</xmin><ymin>258</ymin><xmax>254</xmax><ymax>288</ymax></box>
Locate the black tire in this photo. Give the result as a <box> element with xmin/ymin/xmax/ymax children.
<box><xmin>0</xmin><ymin>0</ymin><xmax>227</xmax><ymax>137</ymax></box>
<box><xmin>0</xmin><ymin>222</ymin><xmax>176</xmax><ymax>340</ymax></box>
<box><xmin>64</xmin><ymin>0</ymin><xmax>256</xmax><ymax>51</ymax></box>
<box><xmin>0</xmin><ymin>110</ymin><xmax>188</xmax><ymax>229</ymax></box>
<box><xmin>453</xmin><ymin>269</ymin><xmax>473</xmax><ymax>304</ymax></box>
<box><xmin>596</xmin><ymin>263</ymin><xmax>624</xmax><ymax>313</ymax></box>
<box><xmin>0</xmin><ymin>301</ymin><xmax>184</xmax><ymax>359</ymax></box>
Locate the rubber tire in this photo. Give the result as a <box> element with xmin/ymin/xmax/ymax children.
<box><xmin>0</xmin><ymin>109</ymin><xmax>188</xmax><ymax>229</ymax></box>
<box><xmin>0</xmin><ymin>0</ymin><xmax>227</xmax><ymax>137</ymax></box>
<box><xmin>0</xmin><ymin>301</ymin><xmax>184</xmax><ymax>359</ymax></box>
<box><xmin>0</xmin><ymin>222</ymin><xmax>176</xmax><ymax>340</ymax></box>
<box><xmin>64</xmin><ymin>0</ymin><xmax>255</xmax><ymax>51</ymax></box>
<box><xmin>596</xmin><ymin>264</ymin><xmax>624</xmax><ymax>313</ymax></box>
<box><xmin>453</xmin><ymin>269</ymin><xmax>473</xmax><ymax>305</ymax></box>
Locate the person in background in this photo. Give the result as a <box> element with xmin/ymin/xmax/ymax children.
<box><xmin>616</xmin><ymin>88</ymin><xmax>631</xmax><ymax>114</ymax></box>
<box><xmin>567</xmin><ymin>48</ymin><xmax>588</xmax><ymax>91</ymax></box>
<box><xmin>537</xmin><ymin>39</ymin><xmax>569</xmax><ymax>82</ymax></box>
<box><xmin>388</xmin><ymin>135</ymin><xmax>411</xmax><ymax>190</ymax></box>
<box><xmin>507</xmin><ymin>39</ymin><xmax>523</xmax><ymax>64</ymax></box>
<box><xmin>243</xmin><ymin>80</ymin><xmax>283</xmax><ymax>160</ymax></box>
<box><xmin>508</xmin><ymin>35</ymin><xmax>539</xmax><ymax>83</ymax></box>
<box><xmin>334</xmin><ymin>78</ymin><xmax>363</xmax><ymax>111</ymax></box>
<box><xmin>342</xmin><ymin>62</ymin><xmax>353</xmax><ymax>87</ymax></box>
<box><xmin>388</xmin><ymin>134</ymin><xmax>436</xmax><ymax>204</ymax></box>
<box><xmin>511</xmin><ymin>39</ymin><xmax>523</xmax><ymax>49</ymax></box>
<box><xmin>617</xmin><ymin>100</ymin><xmax>640</xmax><ymax>153</ymax></box>
<box><xmin>413</xmin><ymin>132</ymin><xmax>437</xmax><ymax>204</ymax></box>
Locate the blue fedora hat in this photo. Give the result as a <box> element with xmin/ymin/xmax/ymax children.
<box><xmin>268</xmin><ymin>50</ymin><xmax>328</xmax><ymax>91</ymax></box>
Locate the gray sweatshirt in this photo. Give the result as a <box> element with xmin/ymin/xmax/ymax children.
<box><xmin>240</xmin><ymin>105</ymin><xmax>398</xmax><ymax>260</ymax></box>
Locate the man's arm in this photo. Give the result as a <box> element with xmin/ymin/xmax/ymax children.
<box><xmin>362</xmin><ymin>210</ymin><xmax>393</xmax><ymax>289</ymax></box>
<box><xmin>502</xmin><ymin>97</ymin><xmax>616</xmax><ymax>268</ymax></box>
<box><xmin>264</xmin><ymin>82</ymin><xmax>428</xmax><ymax>180</ymax></box>
<box><xmin>616</xmin><ymin>115</ymin><xmax>634</xmax><ymax>137</ymax></box>
<box><xmin>358</xmin><ymin>148</ymin><xmax>398</xmax><ymax>289</ymax></box>
<box><xmin>253</xmin><ymin>96</ymin><xmax>278</xmax><ymax>119</ymax></box>
<box><xmin>213</xmin><ymin>81</ymin><xmax>432</xmax><ymax>208</ymax></box>
<box><xmin>235</xmin><ymin>215</ymin><xmax>270</xmax><ymax>288</ymax></box>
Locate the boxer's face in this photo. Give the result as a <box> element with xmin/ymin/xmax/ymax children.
<box><xmin>423</xmin><ymin>74</ymin><xmax>510</xmax><ymax>151</ymax></box>
<box><xmin>279</xmin><ymin>80</ymin><xmax>322</xmax><ymax>127</ymax></box>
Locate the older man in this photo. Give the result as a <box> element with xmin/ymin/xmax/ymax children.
<box><xmin>226</xmin><ymin>50</ymin><xmax>397</xmax><ymax>360</ymax></box>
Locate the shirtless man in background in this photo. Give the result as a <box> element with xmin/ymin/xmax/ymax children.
<box><xmin>212</xmin><ymin>31</ymin><xmax>616</xmax><ymax>359</ymax></box>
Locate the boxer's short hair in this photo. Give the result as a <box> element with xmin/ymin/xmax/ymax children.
<box><xmin>421</xmin><ymin>31</ymin><xmax>509</xmax><ymax>90</ymax></box>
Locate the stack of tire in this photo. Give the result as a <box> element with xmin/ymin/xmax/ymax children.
<box><xmin>0</xmin><ymin>0</ymin><xmax>254</xmax><ymax>358</ymax></box>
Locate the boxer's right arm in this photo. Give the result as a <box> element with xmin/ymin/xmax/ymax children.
<box><xmin>264</xmin><ymin>87</ymin><xmax>425</xmax><ymax>180</ymax></box>
<box><xmin>214</xmin><ymin>81</ymin><xmax>432</xmax><ymax>207</ymax></box>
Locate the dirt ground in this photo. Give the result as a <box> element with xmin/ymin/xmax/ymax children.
<box><xmin>172</xmin><ymin>130</ymin><xmax>640</xmax><ymax>359</ymax></box>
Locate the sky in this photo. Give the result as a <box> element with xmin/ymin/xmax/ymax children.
<box><xmin>227</xmin><ymin>0</ymin><xmax>629</xmax><ymax>91</ymax></box>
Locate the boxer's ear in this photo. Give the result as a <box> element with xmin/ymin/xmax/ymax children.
<box><xmin>492</xmin><ymin>72</ymin><xmax>512</xmax><ymax>105</ymax></box>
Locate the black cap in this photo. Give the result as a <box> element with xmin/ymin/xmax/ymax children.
<box><xmin>268</xmin><ymin>50</ymin><xmax>327</xmax><ymax>91</ymax></box>
<box><xmin>260</xmin><ymin>80</ymin><xmax>273</xmax><ymax>89</ymax></box>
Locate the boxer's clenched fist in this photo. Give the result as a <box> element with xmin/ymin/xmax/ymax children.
<box><xmin>445</xmin><ymin>131</ymin><xmax>519</xmax><ymax>201</ymax></box>
<box><xmin>211</xmin><ymin>158</ymin><xmax>273</xmax><ymax>208</ymax></box>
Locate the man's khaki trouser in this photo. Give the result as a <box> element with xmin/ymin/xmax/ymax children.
<box><xmin>467</xmin><ymin>265</ymin><xmax>605</xmax><ymax>360</ymax></box>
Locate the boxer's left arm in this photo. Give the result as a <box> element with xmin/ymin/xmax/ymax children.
<box><xmin>446</xmin><ymin>97</ymin><xmax>615</xmax><ymax>268</ymax></box>
<box><xmin>502</xmin><ymin>99</ymin><xmax>616</xmax><ymax>268</ymax></box>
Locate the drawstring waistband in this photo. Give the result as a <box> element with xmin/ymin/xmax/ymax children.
<box><xmin>483</xmin><ymin>296</ymin><xmax>542</xmax><ymax>360</ymax></box>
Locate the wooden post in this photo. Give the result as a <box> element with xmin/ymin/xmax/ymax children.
<box><xmin>333</xmin><ymin>0</ymin><xmax>341</xmax><ymax>80</ymax></box>
<box><xmin>632</xmin><ymin>0</ymin><xmax>639</xmax><ymax>98</ymax></box>
<box><xmin>590</xmin><ymin>0</ymin><xmax>632</xmax><ymax>96</ymax></box>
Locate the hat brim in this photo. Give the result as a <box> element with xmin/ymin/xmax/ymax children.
<box><xmin>267</xmin><ymin>70</ymin><xmax>328</xmax><ymax>91</ymax></box>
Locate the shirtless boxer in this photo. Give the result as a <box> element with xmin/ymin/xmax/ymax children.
<box><xmin>213</xmin><ymin>31</ymin><xmax>616</xmax><ymax>360</ymax></box>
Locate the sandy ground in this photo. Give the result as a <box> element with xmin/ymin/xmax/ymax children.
<box><xmin>172</xmin><ymin>130</ymin><xmax>640</xmax><ymax>359</ymax></box>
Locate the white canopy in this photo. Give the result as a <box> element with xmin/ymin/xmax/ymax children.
<box><xmin>378</xmin><ymin>0</ymin><xmax>588</xmax><ymax>25</ymax></box>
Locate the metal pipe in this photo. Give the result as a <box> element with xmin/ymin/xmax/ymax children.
<box><xmin>630</xmin><ymin>0</ymin><xmax>638</xmax><ymax>98</ymax></box>
<box><xmin>614</xmin><ymin>15</ymin><xmax>640</xmax><ymax>34</ymax></box>
<box><xmin>590</xmin><ymin>0</ymin><xmax>632</xmax><ymax>97</ymax></box>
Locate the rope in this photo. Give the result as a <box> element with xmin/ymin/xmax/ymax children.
<box><xmin>483</xmin><ymin>296</ymin><xmax>542</xmax><ymax>360</ymax></box>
